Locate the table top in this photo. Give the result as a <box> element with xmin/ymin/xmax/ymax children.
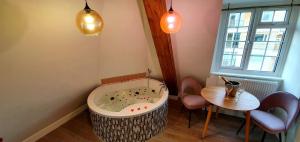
<box><xmin>201</xmin><ymin>87</ymin><xmax>260</xmax><ymax>111</ymax></box>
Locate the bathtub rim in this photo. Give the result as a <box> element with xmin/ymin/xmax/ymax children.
<box><xmin>87</xmin><ymin>78</ymin><xmax>169</xmax><ymax>118</ymax></box>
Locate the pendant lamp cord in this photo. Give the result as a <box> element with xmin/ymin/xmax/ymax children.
<box><xmin>85</xmin><ymin>0</ymin><xmax>89</xmax><ymax>7</ymax></box>
<box><xmin>84</xmin><ymin>0</ymin><xmax>91</xmax><ymax>11</ymax></box>
<box><xmin>169</xmin><ymin>0</ymin><xmax>174</xmax><ymax>11</ymax></box>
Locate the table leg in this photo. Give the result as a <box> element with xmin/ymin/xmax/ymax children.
<box><xmin>215</xmin><ymin>106</ymin><xmax>219</xmax><ymax>119</ymax></box>
<box><xmin>245</xmin><ymin>111</ymin><xmax>250</xmax><ymax>142</ymax></box>
<box><xmin>202</xmin><ymin>105</ymin><xmax>213</xmax><ymax>138</ymax></box>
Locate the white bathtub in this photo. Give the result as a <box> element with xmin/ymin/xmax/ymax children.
<box><xmin>87</xmin><ymin>78</ymin><xmax>169</xmax><ymax>142</ymax></box>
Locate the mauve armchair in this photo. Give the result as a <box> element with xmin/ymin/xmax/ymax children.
<box><xmin>250</xmin><ymin>92</ymin><xmax>299</xmax><ymax>142</ymax></box>
<box><xmin>178</xmin><ymin>76</ymin><xmax>207</xmax><ymax>128</ymax></box>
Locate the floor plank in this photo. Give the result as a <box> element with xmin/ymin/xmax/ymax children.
<box><xmin>38</xmin><ymin>100</ymin><xmax>278</xmax><ymax>142</ymax></box>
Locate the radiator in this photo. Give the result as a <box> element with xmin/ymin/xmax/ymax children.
<box><xmin>206</xmin><ymin>75</ymin><xmax>281</xmax><ymax>101</ymax></box>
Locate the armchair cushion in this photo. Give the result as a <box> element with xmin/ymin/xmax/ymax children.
<box><xmin>251</xmin><ymin>110</ymin><xmax>285</xmax><ymax>134</ymax></box>
<box><xmin>182</xmin><ymin>94</ymin><xmax>206</xmax><ymax>110</ymax></box>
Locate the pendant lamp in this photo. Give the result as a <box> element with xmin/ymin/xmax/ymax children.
<box><xmin>76</xmin><ymin>0</ymin><xmax>104</xmax><ymax>36</ymax></box>
<box><xmin>160</xmin><ymin>0</ymin><xmax>182</xmax><ymax>34</ymax></box>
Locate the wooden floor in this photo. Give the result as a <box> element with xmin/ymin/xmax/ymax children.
<box><xmin>38</xmin><ymin>100</ymin><xmax>278</xmax><ymax>142</ymax></box>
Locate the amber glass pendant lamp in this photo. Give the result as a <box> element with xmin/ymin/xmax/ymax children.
<box><xmin>76</xmin><ymin>0</ymin><xmax>104</xmax><ymax>36</ymax></box>
<box><xmin>160</xmin><ymin>0</ymin><xmax>182</xmax><ymax>34</ymax></box>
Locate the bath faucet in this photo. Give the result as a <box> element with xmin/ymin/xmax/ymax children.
<box><xmin>146</xmin><ymin>68</ymin><xmax>151</xmax><ymax>77</ymax></box>
<box><xmin>159</xmin><ymin>81</ymin><xmax>168</xmax><ymax>95</ymax></box>
<box><xmin>146</xmin><ymin>68</ymin><xmax>151</xmax><ymax>89</ymax></box>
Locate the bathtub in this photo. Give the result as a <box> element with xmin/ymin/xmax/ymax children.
<box><xmin>87</xmin><ymin>78</ymin><xmax>169</xmax><ymax>142</ymax></box>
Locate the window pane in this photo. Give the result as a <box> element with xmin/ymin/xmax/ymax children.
<box><xmin>233</xmin><ymin>42</ymin><xmax>246</xmax><ymax>55</ymax></box>
<box><xmin>273</xmin><ymin>10</ymin><xmax>286</xmax><ymax>22</ymax></box>
<box><xmin>247</xmin><ymin>56</ymin><xmax>263</xmax><ymax>70</ymax></box>
<box><xmin>226</xmin><ymin>33</ymin><xmax>233</xmax><ymax>41</ymax></box>
<box><xmin>239</xmin><ymin>12</ymin><xmax>252</xmax><ymax>26</ymax></box>
<box><xmin>261</xmin><ymin>11</ymin><xmax>274</xmax><ymax>22</ymax></box>
<box><xmin>238</xmin><ymin>27</ymin><xmax>249</xmax><ymax>41</ymax></box>
<box><xmin>228</xmin><ymin>13</ymin><xmax>240</xmax><ymax>27</ymax></box>
<box><xmin>222</xmin><ymin>11</ymin><xmax>252</xmax><ymax>69</ymax></box>
<box><xmin>234</xmin><ymin>33</ymin><xmax>241</xmax><ymax>41</ymax></box>
<box><xmin>223</xmin><ymin>42</ymin><xmax>245</xmax><ymax>56</ymax></box>
<box><xmin>261</xmin><ymin>57</ymin><xmax>277</xmax><ymax>71</ymax></box>
<box><xmin>232</xmin><ymin>41</ymin><xmax>239</xmax><ymax>48</ymax></box>
<box><xmin>254</xmin><ymin>29</ymin><xmax>270</xmax><ymax>42</ymax></box>
<box><xmin>266</xmin><ymin>42</ymin><xmax>281</xmax><ymax>56</ymax></box>
<box><xmin>269</xmin><ymin>28</ymin><xmax>286</xmax><ymax>41</ymax></box>
<box><xmin>226</xmin><ymin>28</ymin><xmax>237</xmax><ymax>41</ymax></box>
<box><xmin>232</xmin><ymin>55</ymin><xmax>243</xmax><ymax>67</ymax></box>
<box><xmin>222</xmin><ymin>55</ymin><xmax>233</xmax><ymax>66</ymax></box>
<box><xmin>226</xmin><ymin>28</ymin><xmax>249</xmax><ymax>41</ymax></box>
<box><xmin>224</xmin><ymin>42</ymin><xmax>234</xmax><ymax>54</ymax></box>
<box><xmin>251</xmin><ymin>42</ymin><xmax>267</xmax><ymax>56</ymax></box>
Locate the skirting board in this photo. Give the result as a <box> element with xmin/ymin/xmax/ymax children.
<box><xmin>22</xmin><ymin>104</ymin><xmax>88</xmax><ymax>142</ymax></box>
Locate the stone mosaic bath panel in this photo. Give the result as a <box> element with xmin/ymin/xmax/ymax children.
<box><xmin>90</xmin><ymin>102</ymin><xmax>168</xmax><ymax>142</ymax></box>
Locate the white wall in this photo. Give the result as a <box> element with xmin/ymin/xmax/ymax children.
<box><xmin>281</xmin><ymin>7</ymin><xmax>300</xmax><ymax>142</ymax></box>
<box><xmin>282</xmin><ymin>8</ymin><xmax>300</xmax><ymax>98</ymax></box>
<box><xmin>170</xmin><ymin>0</ymin><xmax>222</xmax><ymax>83</ymax></box>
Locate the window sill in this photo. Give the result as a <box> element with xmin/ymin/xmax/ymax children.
<box><xmin>210</xmin><ymin>72</ymin><xmax>283</xmax><ymax>82</ymax></box>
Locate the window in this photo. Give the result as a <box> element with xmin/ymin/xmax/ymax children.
<box><xmin>221</xmin><ymin>11</ymin><xmax>252</xmax><ymax>68</ymax></box>
<box><xmin>212</xmin><ymin>7</ymin><xmax>296</xmax><ymax>77</ymax></box>
<box><xmin>248</xmin><ymin>28</ymin><xmax>286</xmax><ymax>71</ymax></box>
<box><xmin>261</xmin><ymin>10</ymin><xmax>287</xmax><ymax>22</ymax></box>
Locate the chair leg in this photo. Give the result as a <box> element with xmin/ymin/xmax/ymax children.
<box><xmin>215</xmin><ymin>106</ymin><xmax>220</xmax><ymax>118</ymax></box>
<box><xmin>204</xmin><ymin>107</ymin><xmax>207</xmax><ymax>117</ymax></box>
<box><xmin>236</xmin><ymin>120</ymin><xmax>245</xmax><ymax>135</ymax></box>
<box><xmin>200</xmin><ymin>108</ymin><xmax>205</xmax><ymax>117</ymax></box>
<box><xmin>278</xmin><ymin>133</ymin><xmax>282</xmax><ymax>142</ymax></box>
<box><xmin>180</xmin><ymin>105</ymin><xmax>185</xmax><ymax>113</ymax></box>
<box><xmin>188</xmin><ymin>110</ymin><xmax>192</xmax><ymax>128</ymax></box>
<box><xmin>285</xmin><ymin>131</ymin><xmax>287</xmax><ymax>137</ymax></box>
<box><xmin>261</xmin><ymin>131</ymin><xmax>266</xmax><ymax>142</ymax></box>
<box><xmin>251</xmin><ymin>124</ymin><xmax>256</xmax><ymax>133</ymax></box>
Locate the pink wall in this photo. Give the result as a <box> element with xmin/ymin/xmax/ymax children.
<box><xmin>169</xmin><ymin>0</ymin><xmax>222</xmax><ymax>83</ymax></box>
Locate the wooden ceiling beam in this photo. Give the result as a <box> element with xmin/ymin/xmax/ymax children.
<box><xmin>143</xmin><ymin>0</ymin><xmax>178</xmax><ymax>95</ymax></box>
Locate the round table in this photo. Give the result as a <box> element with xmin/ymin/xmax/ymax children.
<box><xmin>201</xmin><ymin>87</ymin><xmax>260</xmax><ymax>142</ymax></box>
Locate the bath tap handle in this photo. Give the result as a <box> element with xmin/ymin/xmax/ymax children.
<box><xmin>146</xmin><ymin>68</ymin><xmax>152</xmax><ymax>77</ymax></box>
<box><xmin>159</xmin><ymin>82</ymin><xmax>168</xmax><ymax>91</ymax></box>
<box><xmin>159</xmin><ymin>82</ymin><xmax>165</xmax><ymax>86</ymax></box>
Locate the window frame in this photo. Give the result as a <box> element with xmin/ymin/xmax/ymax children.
<box><xmin>211</xmin><ymin>6</ymin><xmax>297</xmax><ymax>77</ymax></box>
<box><xmin>218</xmin><ymin>9</ymin><xmax>256</xmax><ymax>71</ymax></box>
